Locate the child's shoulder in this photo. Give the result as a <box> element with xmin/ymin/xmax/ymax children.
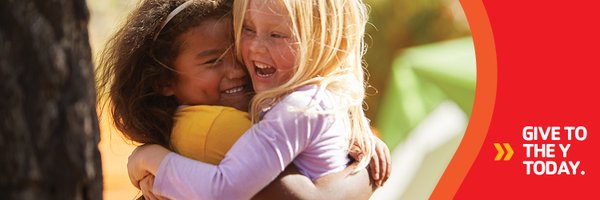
<box><xmin>280</xmin><ymin>85</ymin><xmax>321</xmax><ymax>103</ymax></box>
<box><xmin>175</xmin><ymin>105</ymin><xmax>249</xmax><ymax>122</ymax></box>
<box><xmin>261</xmin><ymin>85</ymin><xmax>337</xmax><ymax>128</ymax></box>
<box><xmin>276</xmin><ymin>85</ymin><xmax>337</xmax><ymax>111</ymax></box>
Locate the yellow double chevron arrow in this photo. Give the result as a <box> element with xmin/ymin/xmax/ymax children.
<box><xmin>494</xmin><ymin>143</ymin><xmax>513</xmax><ymax>161</ymax></box>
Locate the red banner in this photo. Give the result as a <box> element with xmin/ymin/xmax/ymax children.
<box><xmin>432</xmin><ymin>0</ymin><xmax>600</xmax><ymax>199</ymax></box>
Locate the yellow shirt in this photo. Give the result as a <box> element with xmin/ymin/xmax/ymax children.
<box><xmin>170</xmin><ymin>105</ymin><xmax>251</xmax><ymax>165</ymax></box>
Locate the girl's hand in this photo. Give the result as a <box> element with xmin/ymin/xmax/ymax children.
<box><xmin>349</xmin><ymin>136</ymin><xmax>391</xmax><ymax>187</ymax></box>
<box><xmin>139</xmin><ymin>175</ymin><xmax>168</xmax><ymax>200</ymax></box>
<box><xmin>369</xmin><ymin>136</ymin><xmax>391</xmax><ymax>187</ymax></box>
<box><xmin>128</xmin><ymin>144</ymin><xmax>170</xmax><ymax>188</ymax></box>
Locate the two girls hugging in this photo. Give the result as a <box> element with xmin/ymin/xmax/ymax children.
<box><xmin>98</xmin><ymin>0</ymin><xmax>391</xmax><ymax>199</ymax></box>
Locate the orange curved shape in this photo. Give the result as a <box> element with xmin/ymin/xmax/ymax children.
<box><xmin>429</xmin><ymin>0</ymin><xmax>497</xmax><ymax>199</ymax></box>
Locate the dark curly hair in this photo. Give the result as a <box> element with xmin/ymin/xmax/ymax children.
<box><xmin>96</xmin><ymin>0</ymin><xmax>232</xmax><ymax>148</ymax></box>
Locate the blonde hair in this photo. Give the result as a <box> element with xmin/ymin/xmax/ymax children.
<box><xmin>233</xmin><ymin>0</ymin><xmax>374</xmax><ymax>171</ymax></box>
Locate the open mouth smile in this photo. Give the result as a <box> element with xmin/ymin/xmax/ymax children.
<box><xmin>254</xmin><ymin>62</ymin><xmax>276</xmax><ymax>78</ymax></box>
<box><xmin>223</xmin><ymin>85</ymin><xmax>249</xmax><ymax>95</ymax></box>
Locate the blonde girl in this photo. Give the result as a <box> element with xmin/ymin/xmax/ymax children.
<box><xmin>128</xmin><ymin>0</ymin><xmax>390</xmax><ymax>199</ymax></box>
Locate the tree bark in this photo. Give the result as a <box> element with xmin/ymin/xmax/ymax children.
<box><xmin>0</xmin><ymin>0</ymin><xmax>102</xmax><ymax>199</ymax></box>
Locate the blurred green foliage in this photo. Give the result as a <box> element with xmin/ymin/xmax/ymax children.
<box><xmin>363</xmin><ymin>0</ymin><xmax>471</xmax><ymax>125</ymax></box>
<box><xmin>377</xmin><ymin>37</ymin><xmax>475</xmax><ymax>148</ymax></box>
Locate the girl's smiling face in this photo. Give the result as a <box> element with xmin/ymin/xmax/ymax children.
<box><xmin>240</xmin><ymin>0</ymin><xmax>298</xmax><ymax>93</ymax></box>
<box><xmin>164</xmin><ymin>18</ymin><xmax>252</xmax><ymax>111</ymax></box>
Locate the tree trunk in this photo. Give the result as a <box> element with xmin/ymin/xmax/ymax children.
<box><xmin>0</xmin><ymin>0</ymin><xmax>102</xmax><ymax>199</ymax></box>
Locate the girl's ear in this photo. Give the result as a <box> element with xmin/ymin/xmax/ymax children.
<box><xmin>160</xmin><ymin>82</ymin><xmax>175</xmax><ymax>96</ymax></box>
<box><xmin>155</xmin><ymin>78</ymin><xmax>175</xmax><ymax>97</ymax></box>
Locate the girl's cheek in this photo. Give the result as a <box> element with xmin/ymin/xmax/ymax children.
<box><xmin>239</xmin><ymin>41</ymin><xmax>250</xmax><ymax>59</ymax></box>
<box><xmin>279</xmin><ymin>46</ymin><xmax>297</xmax><ymax>63</ymax></box>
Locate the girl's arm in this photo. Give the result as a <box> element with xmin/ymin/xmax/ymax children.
<box><xmin>127</xmin><ymin>145</ymin><xmax>169</xmax><ymax>189</ymax></box>
<box><xmin>129</xmin><ymin>88</ymin><xmax>388</xmax><ymax>199</ymax></box>
<box><xmin>129</xmin><ymin>94</ymin><xmax>335</xmax><ymax>199</ymax></box>
<box><xmin>134</xmin><ymin>138</ymin><xmax>390</xmax><ymax>200</ymax></box>
<box><xmin>133</xmin><ymin>158</ymin><xmax>374</xmax><ymax>200</ymax></box>
<box><xmin>132</xmin><ymin>150</ymin><xmax>383</xmax><ymax>200</ymax></box>
<box><xmin>253</xmin><ymin>163</ymin><xmax>374</xmax><ymax>200</ymax></box>
<box><xmin>253</xmin><ymin>136</ymin><xmax>391</xmax><ymax>200</ymax></box>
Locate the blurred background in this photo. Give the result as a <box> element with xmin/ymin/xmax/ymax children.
<box><xmin>90</xmin><ymin>0</ymin><xmax>474</xmax><ymax>199</ymax></box>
